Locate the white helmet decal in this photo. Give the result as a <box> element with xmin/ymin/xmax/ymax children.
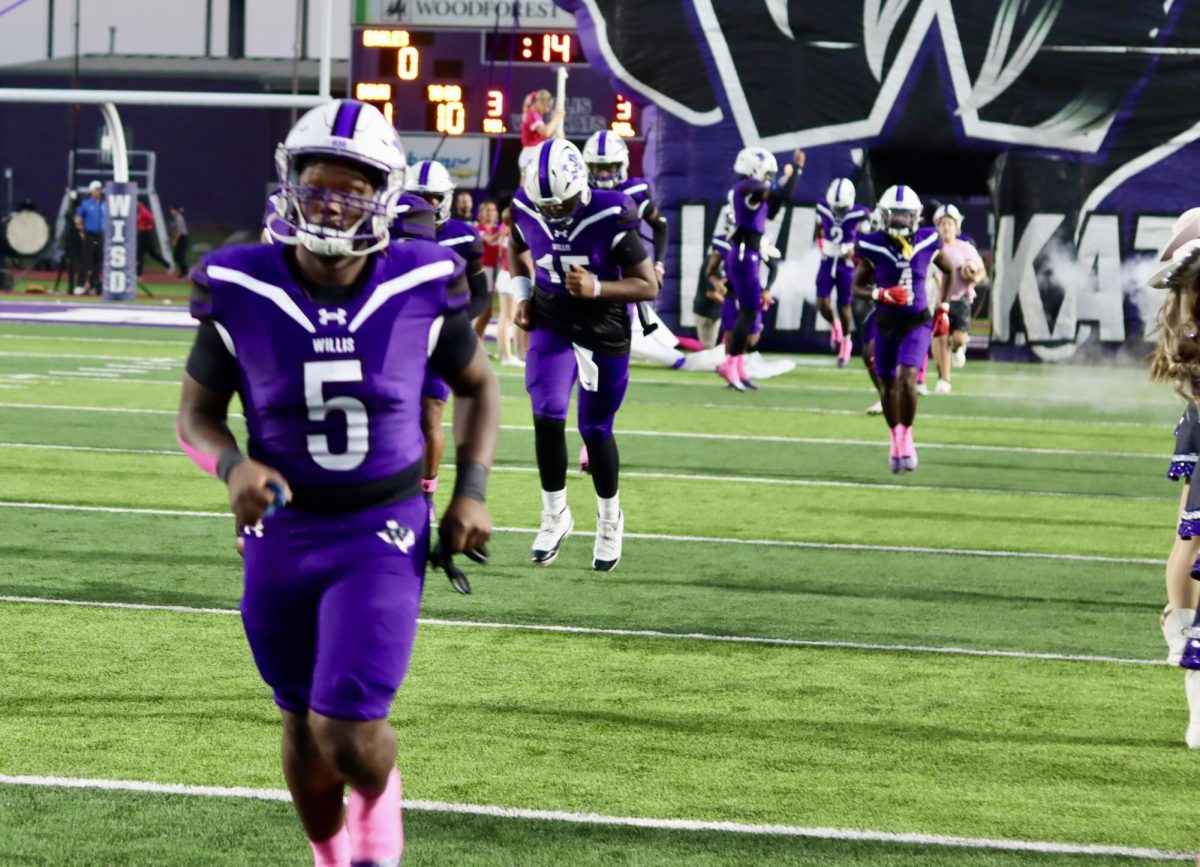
<box><xmin>732</xmin><ymin>146</ymin><xmax>778</xmax><ymax>183</ymax></box>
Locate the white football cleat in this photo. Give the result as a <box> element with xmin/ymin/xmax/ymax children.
<box><xmin>952</xmin><ymin>345</ymin><xmax>967</xmax><ymax>368</ymax></box>
<box><xmin>1187</xmin><ymin>670</ymin><xmax>1200</xmax><ymax>749</ymax></box>
<box><xmin>915</xmin><ymin>382</ymin><xmax>928</xmax><ymax>395</ymax></box>
<box><xmin>531</xmin><ymin>506</ymin><xmax>573</xmax><ymax>565</ymax></box>
<box><xmin>934</xmin><ymin>379</ymin><xmax>952</xmax><ymax>394</ymax></box>
<box><xmin>592</xmin><ymin>511</ymin><xmax>624</xmax><ymax>572</ymax></box>
<box><xmin>866</xmin><ymin>399</ymin><xmax>883</xmax><ymax>415</ymax></box>
<box><xmin>1163</xmin><ymin>608</ymin><xmax>1195</xmax><ymax>665</ymax></box>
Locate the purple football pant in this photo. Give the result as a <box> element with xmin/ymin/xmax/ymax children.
<box><xmin>525</xmin><ymin>326</ymin><xmax>629</xmax><ymax>441</ymax></box>
<box><xmin>422</xmin><ymin>368</ymin><xmax>450</xmax><ymax>402</ymax></box>
<box><xmin>874</xmin><ymin>320</ymin><xmax>932</xmax><ymax>382</ymax></box>
<box><xmin>720</xmin><ymin>295</ymin><xmax>763</xmax><ymax>335</ymax></box>
<box><xmin>240</xmin><ymin>497</ymin><xmax>429</xmax><ymax>721</ymax></box>
<box><xmin>815</xmin><ymin>258</ymin><xmax>852</xmax><ymax>305</ymax></box>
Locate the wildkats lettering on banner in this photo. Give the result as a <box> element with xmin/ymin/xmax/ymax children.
<box><xmin>102</xmin><ymin>182</ymin><xmax>137</xmax><ymax>303</ymax></box>
<box><xmin>558</xmin><ymin>0</ymin><xmax>1200</xmax><ymax>354</ymax></box>
<box><xmin>356</xmin><ymin>1</ymin><xmax>574</xmax><ymax>27</ymax></box>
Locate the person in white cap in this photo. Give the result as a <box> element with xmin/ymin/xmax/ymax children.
<box><xmin>1148</xmin><ymin>206</ymin><xmax>1200</xmax><ymax>749</ymax></box>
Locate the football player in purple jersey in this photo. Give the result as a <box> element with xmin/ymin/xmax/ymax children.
<box><xmin>176</xmin><ymin>100</ymin><xmax>500</xmax><ymax>867</ymax></box>
<box><xmin>853</xmin><ymin>184</ymin><xmax>953</xmax><ymax>472</ymax></box>
<box><xmin>404</xmin><ymin>160</ymin><xmax>490</xmax><ymax>516</ymax></box>
<box><xmin>814</xmin><ymin>178</ymin><xmax>871</xmax><ymax>367</ymax></box>
<box><xmin>509</xmin><ymin>139</ymin><xmax>657</xmax><ymax>571</ymax></box>
<box><xmin>716</xmin><ymin>146</ymin><xmax>803</xmax><ymax>390</ymax></box>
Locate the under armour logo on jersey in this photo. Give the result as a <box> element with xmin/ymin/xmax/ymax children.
<box><xmin>553</xmin><ymin>228</ymin><xmax>569</xmax><ymax>238</ymax></box>
<box><xmin>377</xmin><ymin>520</ymin><xmax>415</xmax><ymax>553</ymax></box>
<box><xmin>318</xmin><ymin>308</ymin><xmax>347</xmax><ymax>326</ymax></box>
<box><xmin>242</xmin><ymin>523</ymin><xmax>264</xmax><ymax>539</ymax></box>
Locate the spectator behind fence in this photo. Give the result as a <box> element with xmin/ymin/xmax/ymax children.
<box><xmin>517</xmin><ymin>90</ymin><xmax>564</xmax><ymax>171</ymax></box>
<box><xmin>74</xmin><ymin>180</ymin><xmax>104</xmax><ymax>295</ymax></box>
<box><xmin>169</xmin><ymin>205</ymin><xmax>189</xmax><ymax>278</ymax></box>
<box><xmin>136</xmin><ymin>200</ymin><xmax>171</xmax><ymax>275</ymax></box>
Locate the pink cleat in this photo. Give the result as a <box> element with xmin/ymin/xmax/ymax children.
<box><xmin>830</xmin><ymin>318</ymin><xmax>843</xmax><ymax>350</ymax></box>
<box><xmin>579</xmin><ymin>444</ymin><xmax>590</xmax><ymax>474</ymax></box>
<box><xmin>736</xmin><ymin>354</ymin><xmax>758</xmax><ymax>390</ymax></box>
<box><xmin>898</xmin><ymin>427</ymin><xmax>918</xmax><ymax>472</ymax></box>
<box><xmin>837</xmin><ymin>335</ymin><xmax>853</xmax><ymax>369</ymax></box>
<box><xmin>717</xmin><ymin>356</ymin><xmax>745</xmax><ymax>391</ymax></box>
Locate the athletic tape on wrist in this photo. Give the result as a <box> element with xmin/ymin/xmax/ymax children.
<box><xmin>217</xmin><ymin>449</ymin><xmax>246</xmax><ymax>484</ymax></box>
<box><xmin>512</xmin><ymin>276</ymin><xmax>532</xmax><ymax>301</ymax></box>
<box><xmin>453</xmin><ymin>461</ymin><xmax>489</xmax><ymax>502</ymax></box>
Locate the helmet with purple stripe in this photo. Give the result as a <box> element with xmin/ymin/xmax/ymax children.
<box><xmin>270</xmin><ymin>99</ymin><xmax>407</xmax><ymax>257</ymax></box>
<box><xmin>521</xmin><ymin>139</ymin><xmax>591</xmax><ymax>227</ymax></box>
<box><xmin>877</xmin><ymin>184</ymin><xmax>923</xmax><ymax>239</ymax></box>
<box><xmin>825</xmin><ymin>178</ymin><xmax>856</xmax><ymax>215</ymax></box>
<box><xmin>405</xmin><ymin>159</ymin><xmax>455</xmax><ymax>226</ymax></box>
<box><xmin>582</xmin><ymin>130</ymin><xmax>629</xmax><ymax>189</ymax></box>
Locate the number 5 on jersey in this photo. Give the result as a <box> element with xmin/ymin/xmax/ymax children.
<box><xmin>304</xmin><ymin>360</ymin><xmax>368</xmax><ymax>471</ymax></box>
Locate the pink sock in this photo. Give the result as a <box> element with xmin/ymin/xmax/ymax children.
<box><xmin>896</xmin><ymin>424</ymin><xmax>912</xmax><ymax>455</ymax></box>
<box><xmin>917</xmin><ymin>356</ymin><xmax>929</xmax><ymax>385</ymax></box>
<box><xmin>309</xmin><ymin>826</ymin><xmax>350</xmax><ymax>867</ymax></box>
<box><xmin>736</xmin><ymin>354</ymin><xmax>749</xmax><ymax>379</ymax></box>
<box><xmin>347</xmin><ymin>768</ymin><xmax>403</xmax><ymax>863</ymax></box>
<box><xmin>831</xmin><ymin>319</ymin><xmax>843</xmax><ymax>345</ymax></box>
<box><xmin>889</xmin><ymin>426</ymin><xmax>900</xmax><ymax>458</ymax></box>
<box><xmin>838</xmin><ymin>336</ymin><xmax>853</xmax><ymax>362</ymax></box>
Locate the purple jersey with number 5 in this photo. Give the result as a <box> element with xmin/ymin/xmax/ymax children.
<box><xmin>855</xmin><ymin>226</ymin><xmax>941</xmax><ymax>311</ymax></box>
<box><xmin>190</xmin><ymin>242</ymin><xmax>466</xmax><ymax>489</ymax></box>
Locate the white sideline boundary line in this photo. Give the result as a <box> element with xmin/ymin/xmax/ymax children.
<box><xmin>0</xmin><ymin>775</ymin><xmax>1186</xmax><ymax>861</ymax></box>
<box><xmin>0</xmin><ymin>333</ymin><xmax>192</xmax><ymax>347</ymax></box>
<box><xmin>0</xmin><ymin>501</ymin><xmax>1164</xmax><ymax>566</ymax></box>
<box><xmin>0</xmin><ymin>442</ymin><xmax>1169</xmax><ymax>503</ymax></box>
<box><xmin>0</xmin><ymin>403</ymin><xmax>1169</xmax><ymax>461</ymax></box>
<box><xmin>0</xmin><ymin>351</ymin><xmax>179</xmax><ymax>363</ymax></box>
<box><xmin>0</xmin><ymin>595</ymin><xmax>1164</xmax><ymax>667</ymax></box>
<box><xmin>700</xmin><ymin>403</ymin><xmax>1166</xmax><ymax>429</ymax></box>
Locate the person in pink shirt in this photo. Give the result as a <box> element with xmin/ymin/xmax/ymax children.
<box><xmin>518</xmin><ymin>90</ymin><xmax>565</xmax><ymax>172</ymax></box>
<box><xmin>930</xmin><ymin>204</ymin><xmax>985</xmax><ymax>394</ymax></box>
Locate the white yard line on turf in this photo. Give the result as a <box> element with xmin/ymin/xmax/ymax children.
<box><xmin>493</xmin><ymin>371</ymin><xmax>1179</xmax><ymax>408</ymax></box>
<box><xmin>0</xmin><ymin>403</ymin><xmax>1169</xmax><ymax>459</ymax></box>
<box><xmin>0</xmin><ymin>333</ymin><xmax>191</xmax><ymax>346</ymax></box>
<box><xmin>0</xmin><ymin>775</ymin><xmax>1186</xmax><ymax>861</ymax></box>
<box><xmin>0</xmin><ymin>595</ymin><xmax>1165</xmax><ymax>667</ymax></box>
<box><xmin>0</xmin><ymin>351</ymin><xmax>180</xmax><ymax>363</ymax></box>
<box><xmin>0</xmin><ymin>443</ymin><xmax>1170</xmax><ymax>502</ymax></box>
<box><xmin>700</xmin><ymin>403</ymin><xmax>1167</xmax><ymax>428</ymax></box>
<box><xmin>0</xmin><ymin>501</ymin><xmax>1165</xmax><ymax>565</ymax></box>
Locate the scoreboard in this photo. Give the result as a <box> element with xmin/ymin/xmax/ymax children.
<box><xmin>349</xmin><ymin>26</ymin><xmax>641</xmax><ymax>141</ymax></box>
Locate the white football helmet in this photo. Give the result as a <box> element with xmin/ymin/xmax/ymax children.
<box><xmin>582</xmin><ymin>131</ymin><xmax>629</xmax><ymax>189</ymax></box>
<box><xmin>877</xmin><ymin>184</ymin><xmax>923</xmax><ymax>238</ymax></box>
<box><xmin>271</xmin><ymin>99</ymin><xmax>406</xmax><ymax>257</ymax></box>
<box><xmin>732</xmin><ymin>147</ymin><xmax>778</xmax><ymax>183</ymax></box>
<box><xmin>522</xmin><ymin>139</ymin><xmax>591</xmax><ymax>226</ymax></box>
<box><xmin>868</xmin><ymin>207</ymin><xmax>883</xmax><ymax>232</ymax></box>
<box><xmin>933</xmin><ymin>203</ymin><xmax>964</xmax><ymax>228</ymax></box>
<box><xmin>406</xmin><ymin>160</ymin><xmax>455</xmax><ymax>226</ymax></box>
<box><xmin>825</xmin><ymin>178</ymin><xmax>856</xmax><ymax>214</ymax></box>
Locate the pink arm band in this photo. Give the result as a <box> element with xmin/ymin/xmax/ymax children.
<box><xmin>176</xmin><ymin>419</ymin><xmax>219</xmax><ymax>478</ymax></box>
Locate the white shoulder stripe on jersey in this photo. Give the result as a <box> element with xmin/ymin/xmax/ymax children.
<box><xmin>815</xmin><ymin>203</ymin><xmax>832</xmax><ymax>218</ymax></box>
<box><xmin>212</xmin><ymin>322</ymin><xmax>236</xmax><ymax>358</ymax></box>
<box><xmin>623</xmin><ymin>182</ymin><xmax>648</xmax><ymax>196</ymax></box>
<box><xmin>205</xmin><ymin>266</ymin><xmax>316</xmax><ymax>334</ymax></box>
<box><xmin>512</xmin><ymin>198</ymin><xmax>554</xmax><ymax>241</ymax></box>
<box><xmin>856</xmin><ymin>240</ymin><xmax>900</xmax><ymax>263</ymax></box>
<box><xmin>637</xmin><ymin>199</ymin><xmax>651</xmax><ymax>219</ymax></box>
<box><xmin>348</xmin><ymin>259</ymin><xmax>458</xmax><ymax>334</ymax></box>
<box><xmin>438</xmin><ymin>235</ymin><xmax>476</xmax><ymax>247</ymax></box>
<box><xmin>912</xmin><ymin>233</ymin><xmax>941</xmax><ymax>254</ymax></box>
<box><xmin>610</xmin><ymin>230</ymin><xmax>635</xmax><ymax>251</ymax></box>
<box><xmin>569</xmin><ymin>206</ymin><xmax>625</xmax><ymax>242</ymax></box>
